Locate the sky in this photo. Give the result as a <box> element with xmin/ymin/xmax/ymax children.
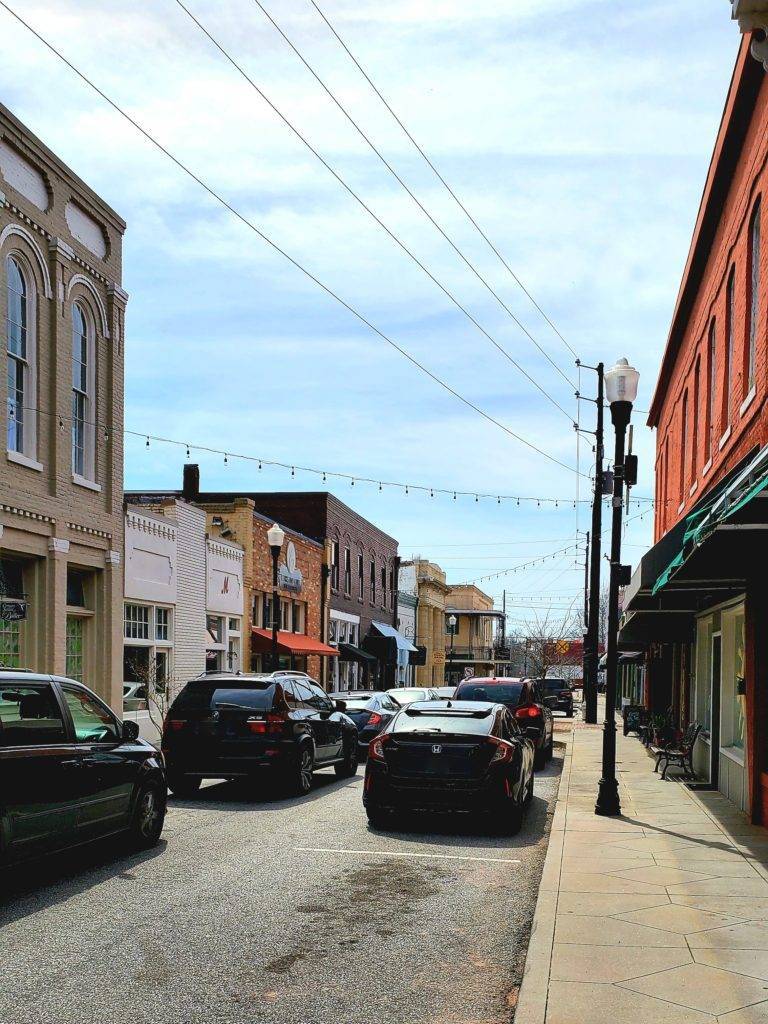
<box><xmin>0</xmin><ymin>0</ymin><xmax>741</xmax><ymax>627</ymax></box>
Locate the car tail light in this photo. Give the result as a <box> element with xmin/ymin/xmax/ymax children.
<box><xmin>165</xmin><ymin>718</ymin><xmax>187</xmax><ymax>731</ymax></box>
<box><xmin>369</xmin><ymin>734</ymin><xmax>391</xmax><ymax>762</ymax></box>
<box><xmin>515</xmin><ymin>705</ymin><xmax>542</xmax><ymax>721</ymax></box>
<box><xmin>487</xmin><ymin>736</ymin><xmax>514</xmax><ymax>764</ymax></box>
<box><xmin>247</xmin><ymin>713</ymin><xmax>286</xmax><ymax>734</ymax></box>
<box><xmin>368</xmin><ymin>712</ymin><xmax>383</xmax><ymax>728</ymax></box>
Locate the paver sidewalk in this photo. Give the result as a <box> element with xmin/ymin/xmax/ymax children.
<box><xmin>515</xmin><ymin>713</ymin><xmax>768</xmax><ymax>1023</ymax></box>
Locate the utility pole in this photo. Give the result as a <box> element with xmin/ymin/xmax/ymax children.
<box><xmin>583</xmin><ymin>531</ymin><xmax>590</xmax><ymax>632</ymax></box>
<box><xmin>581</xmin><ymin>361</ymin><xmax>604</xmax><ymax>725</ymax></box>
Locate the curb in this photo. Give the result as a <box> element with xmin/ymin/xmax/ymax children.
<box><xmin>513</xmin><ymin>725</ymin><xmax>573</xmax><ymax>1024</ymax></box>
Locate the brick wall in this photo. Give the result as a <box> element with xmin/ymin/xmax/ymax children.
<box><xmin>653</xmin><ymin>54</ymin><xmax>768</xmax><ymax>541</ymax></box>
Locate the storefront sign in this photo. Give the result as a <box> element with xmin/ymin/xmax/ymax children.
<box><xmin>278</xmin><ymin>541</ymin><xmax>303</xmax><ymax>593</ymax></box>
<box><xmin>0</xmin><ymin>599</ymin><xmax>27</xmax><ymax>621</ymax></box>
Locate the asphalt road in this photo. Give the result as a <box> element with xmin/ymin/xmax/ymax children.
<box><xmin>0</xmin><ymin>726</ymin><xmax>567</xmax><ymax>1024</ymax></box>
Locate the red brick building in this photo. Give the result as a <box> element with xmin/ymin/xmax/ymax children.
<box><xmin>620</xmin><ymin>34</ymin><xmax>768</xmax><ymax>822</ymax></box>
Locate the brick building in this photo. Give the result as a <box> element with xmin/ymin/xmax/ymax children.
<box><xmin>619</xmin><ymin>33</ymin><xmax>768</xmax><ymax>822</ymax></box>
<box><xmin>0</xmin><ymin>102</ymin><xmax>127</xmax><ymax>709</ymax></box>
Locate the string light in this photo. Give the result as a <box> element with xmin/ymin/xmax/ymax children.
<box><xmin>186</xmin><ymin>444</ymin><xmax>191</xmax><ymax>459</ymax></box>
<box><xmin>224</xmin><ymin>452</ymin><xmax>228</xmax><ymax>465</ymax></box>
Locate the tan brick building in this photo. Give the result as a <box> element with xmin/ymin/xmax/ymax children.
<box><xmin>0</xmin><ymin>103</ymin><xmax>127</xmax><ymax>708</ymax></box>
<box><xmin>445</xmin><ymin>584</ymin><xmax>503</xmax><ymax>683</ymax></box>
<box><xmin>407</xmin><ymin>559</ymin><xmax>450</xmax><ymax>687</ymax></box>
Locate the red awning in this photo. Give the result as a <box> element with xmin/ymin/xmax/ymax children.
<box><xmin>251</xmin><ymin>628</ymin><xmax>338</xmax><ymax>658</ymax></box>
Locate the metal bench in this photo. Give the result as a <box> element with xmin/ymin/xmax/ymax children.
<box><xmin>651</xmin><ymin>723</ymin><xmax>701</xmax><ymax>780</ymax></box>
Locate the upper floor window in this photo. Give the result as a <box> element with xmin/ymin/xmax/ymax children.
<box><xmin>746</xmin><ymin>199</ymin><xmax>761</xmax><ymax>396</ymax></box>
<box><xmin>724</xmin><ymin>267</ymin><xmax>735</xmax><ymax>429</ymax></box>
<box><xmin>370</xmin><ymin>559</ymin><xmax>376</xmax><ymax>603</ymax></box>
<box><xmin>706</xmin><ymin>321</ymin><xmax>716</xmax><ymax>465</ymax></box>
<box><xmin>679</xmin><ymin>390</ymin><xmax>688</xmax><ymax>504</ymax></box>
<box><xmin>5</xmin><ymin>255</ymin><xmax>36</xmax><ymax>459</ymax></box>
<box><xmin>330</xmin><ymin>540</ymin><xmax>339</xmax><ymax>591</ymax></box>
<box><xmin>71</xmin><ymin>302</ymin><xmax>95</xmax><ymax>481</ymax></box>
<box><xmin>358</xmin><ymin>551</ymin><xmax>364</xmax><ymax>600</ymax></box>
<box><xmin>380</xmin><ymin>564</ymin><xmax>386</xmax><ymax>607</ymax></box>
<box><xmin>691</xmin><ymin>359</ymin><xmax>700</xmax><ymax>481</ymax></box>
<box><xmin>343</xmin><ymin>547</ymin><xmax>351</xmax><ymax>595</ymax></box>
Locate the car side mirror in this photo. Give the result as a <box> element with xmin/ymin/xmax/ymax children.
<box><xmin>122</xmin><ymin>719</ymin><xmax>140</xmax><ymax>742</ymax></box>
<box><xmin>334</xmin><ymin>699</ymin><xmax>347</xmax><ymax>711</ymax></box>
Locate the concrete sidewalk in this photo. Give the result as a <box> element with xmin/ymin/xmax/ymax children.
<box><xmin>516</xmin><ymin>715</ymin><xmax>768</xmax><ymax>1023</ymax></box>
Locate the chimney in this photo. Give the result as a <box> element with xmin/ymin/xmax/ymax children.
<box><xmin>183</xmin><ymin>463</ymin><xmax>200</xmax><ymax>502</ymax></box>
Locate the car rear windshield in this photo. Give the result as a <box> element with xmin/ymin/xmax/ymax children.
<box><xmin>395</xmin><ymin>711</ymin><xmax>492</xmax><ymax>735</ymax></box>
<box><xmin>172</xmin><ymin>681</ymin><xmax>277</xmax><ymax>711</ymax></box>
<box><xmin>543</xmin><ymin>679</ymin><xmax>568</xmax><ymax>692</ymax></box>
<box><xmin>455</xmin><ymin>682</ymin><xmax>523</xmax><ymax>704</ymax></box>
<box><xmin>343</xmin><ymin>699</ymin><xmax>375</xmax><ymax>711</ymax></box>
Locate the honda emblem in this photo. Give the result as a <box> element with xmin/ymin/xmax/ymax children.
<box><xmin>431</xmin><ymin>744</ymin><xmax>442</xmax><ymax>754</ymax></box>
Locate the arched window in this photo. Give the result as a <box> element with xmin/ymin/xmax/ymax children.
<box><xmin>746</xmin><ymin>199</ymin><xmax>761</xmax><ymax>396</ymax></box>
<box><xmin>71</xmin><ymin>301</ymin><xmax>94</xmax><ymax>480</ymax></box>
<box><xmin>5</xmin><ymin>254</ymin><xmax>37</xmax><ymax>459</ymax></box>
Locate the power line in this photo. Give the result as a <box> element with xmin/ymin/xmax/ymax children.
<box><xmin>247</xmin><ymin>0</ymin><xmax>576</xmax><ymax>391</ymax></box>
<box><xmin>310</xmin><ymin>0</ymin><xmax>578</xmax><ymax>361</ymax></box>
<box><xmin>0</xmin><ymin>0</ymin><xmax>582</xmax><ymax>476</ymax></box>
<box><xmin>172</xmin><ymin>0</ymin><xmax>575</xmax><ymax>423</ymax></box>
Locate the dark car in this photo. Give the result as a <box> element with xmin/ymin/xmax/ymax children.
<box><xmin>162</xmin><ymin>672</ymin><xmax>358</xmax><ymax>796</ymax></box>
<box><xmin>0</xmin><ymin>671</ymin><xmax>166</xmax><ymax>865</ymax></box>
<box><xmin>532</xmin><ymin>678</ymin><xmax>574</xmax><ymax>717</ymax></box>
<box><xmin>363</xmin><ymin>700</ymin><xmax>535</xmax><ymax>834</ymax></box>
<box><xmin>453</xmin><ymin>677</ymin><xmax>553</xmax><ymax>769</ymax></box>
<box><xmin>336</xmin><ymin>691</ymin><xmax>400</xmax><ymax>753</ymax></box>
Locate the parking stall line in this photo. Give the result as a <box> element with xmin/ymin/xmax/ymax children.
<box><xmin>294</xmin><ymin>847</ymin><xmax>521</xmax><ymax>864</ymax></box>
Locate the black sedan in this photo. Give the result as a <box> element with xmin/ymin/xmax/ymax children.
<box><xmin>336</xmin><ymin>691</ymin><xmax>400</xmax><ymax>753</ymax></box>
<box><xmin>363</xmin><ymin>700</ymin><xmax>535</xmax><ymax>834</ymax></box>
<box><xmin>0</xmin><ymin>671</ymin><xmax>166</xmax><ymax>865</ymax></box>
<box><xmin>163</xmin><ymin>672</ymin><xmax>358</xmax><ymax>796</ymax></box>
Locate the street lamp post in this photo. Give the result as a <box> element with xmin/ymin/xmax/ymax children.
<box><xmin>267</xmin><ymin>523</ymin><xmax>285</xmax><ymax>673</ymax></box>
<box><xmin>447</xmin><ymin>614</ymin><xmax>457</xmax><ymax>684</ymax></box>
<box><xmin>595</xmin><ymin>358</ymin><xmax>640</xmax><ymax>818</ymax></box>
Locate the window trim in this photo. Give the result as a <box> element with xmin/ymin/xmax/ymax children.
<box><xmin>745</xmin><ymin>198</ymin><xmax>761</xmax><ymax>397</ymax></box>
<box><xmin>71</xmin><ymin>299</ymin><xmax>97</xmax><ymax>484</ymax></box>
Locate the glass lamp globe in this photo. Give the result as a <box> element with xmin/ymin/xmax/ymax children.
<box><xmin>267</xmin><ymin>523</ymin><xmax>285</xmax><ymax>550</ymax></box>
<box><xmin>605</xmin><ymin>358</ymin><xmax>640</xmax><ymax>405</ymax></box>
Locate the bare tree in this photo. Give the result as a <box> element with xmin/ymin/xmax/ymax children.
<box><xmin>124</xmin><ymin>651</ymin><xmax>174</xmax><ymax>737</ymax></box>
<box><xmin>521</xmin><ymin>606</ymin><xmax>582</xmax><ymax>680</ymax></box>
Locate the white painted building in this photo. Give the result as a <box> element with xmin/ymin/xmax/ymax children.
<box><xmin>122</xmin><ymin>500</ymin><xmax>244</xmax><ymax>740</ymax></box>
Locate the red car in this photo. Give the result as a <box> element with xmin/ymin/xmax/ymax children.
<box><xmin>453</xmin><ymin>677</ymin><xmax>554</xmax><ymax>769</ymax></box>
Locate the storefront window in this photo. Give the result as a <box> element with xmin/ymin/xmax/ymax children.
<box><xmin>732</xmin><ymin>610</ymin><xmax>746</xmax><ymax>750</ymax></box>
<box><xmin>125</xmin><ymin>604</ymin><xmax>150</xmax><ymax>640</ymax></box>
<box><xmin>66</xmin><ymin>615</ymin><xmax>84</xmax><ymax>682</ymax></box>
<box><xmin>0</xmin><ymin>618</ymin><xmax>21</xmax><ymax>667</ymax></box>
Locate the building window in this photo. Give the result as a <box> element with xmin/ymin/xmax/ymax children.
<box><xmin>0</xmin><ymin>618</ymin><xmax>21</xmax><ymax>668</ymax></box>
<box><xmin>381</xmin><ymin>565</ymin><xmax>386</xmax><ymax>607</ymax></box>
<box><xmin>329</xmin><ymin>618</ymin><xmax>338</xmax><ymax>643</ymax></box>
<box><xmin>370</xmin><ymin>560</ymin><xmax>376</xmax><ymax>604</ymax></box>
<box><xmin>358</xmin><ymin>552</ymin><xmax>364</xmax><ymax>599</ymax></box>
<box><xmin>724</xmin><ymin>267</ymin><xmax>735</xmax><ymax>428</ymax></box>
<box><xmin>156</xmin><ymin>607</ymin><xmax>170</xmax><ymax>641</ymax></box>
<box><xmin>389</xmin><ymin>568</ymin><xmax>395</xmax><ymax>611</ymax></box>
<box><xmin>706</xmin><ymin>320</ymin><xmax>716</xmax><ymax>463</ymax></box>
<box><xmin>66</xmin><ymin>615</ymin><xmax>84</xmax><ymax>682</ymax></box>
<box><xmin>6</xmin><ymin>255</ymin><xmax>36</xmax><ymax>458</ymax></box>
<box><xmin>344</xmin><ymin>548</ymin><xmax>351</xmax><ymax>595</ymax></box>
<box><xmin>679</xmin><ymin>391</ymin><xmax>688</xmax><ymax>502</ymax></box>
<box><xmin>691</xmin><ymin>358</ymin><xmax>700</xmax><ymax>480</ymax></box>
<box><xmin>125</xmin><ymin>603</ymin><xmax>150</xmax><ymax>640</ymax></box>
<box><xmin>331</xmin><ymin>541</ymin><xmax>339</xmax><ymax>591</ymax></box>
<box><xmin>746</xmin><ymin>199</ymin><xmax>761</xmax><ymax>395</ymax></box>
<box><xmin>71</xmin><ymin>302</ymin><xmax>95</xmax><ymax>480</ymax></box>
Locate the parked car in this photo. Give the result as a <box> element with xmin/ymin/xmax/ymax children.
<box><xmin>453</xmin><ymin>677</ymin><xmax>553</xmax><ymax>769</ymax></box>
<box><xmin>434</xmin><ymin>686</ymin><xmax>456</xmax><ymax>699</ymax></box>
<box><xmin>387</xmin><ymin>686</ymin><xmax>440</xmax><ymax>706</ymax></box>
<box><xmin>162</xmin><ymin>672</ymin><xmax>358</xmax><ymax>796</ymax></box>
<box><xmin>531</xmin><ymin>678</ymin><xmax>574</xmax><ymax>717</ymax></box>
<box><xmin>363</xmin><ymin>700</ymin><xmax>535</xmax><ymax>834</ymax></box>
<box><xmin>0</xmin><ymin>671</ymin><xmax>166</xmax><ymax>865</ymax></box>
<box><xmin>336</xmin><ymin>691</ymin><xmax>400</xmax><ymax>753</ymax></box>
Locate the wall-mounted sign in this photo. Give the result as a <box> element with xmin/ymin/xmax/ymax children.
<box><xmin>0</xmin><ymin>599</ymin><xmax>27</xmax><ymax>621</ymax></box>
<box><xmin>278</xmin><ymin>541</ymin><xmax>303</xmax><ymax>593</ymax></box>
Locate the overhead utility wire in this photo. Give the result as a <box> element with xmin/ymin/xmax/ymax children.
<box><xmin>0</xmin><ymin>0</ymin><xmax>580</xmax><ymax>476</ymax></box>
<box><xmin>172</xmin><ymin>0</ymin><xmax>574</xmax><ymax>424</ymax></box>
<box><xmin>310</xmin><ymin>0</ymin><xmax>578</xmax><ymax>360</ymax></box>
<box><xmin>248</xmin><ymin>0</ymin><xmax>575</xmax><ymax>390</ymax></box>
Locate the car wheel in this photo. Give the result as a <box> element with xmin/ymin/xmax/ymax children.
<box><xmin>167</xmin><ymin>774</ymin><xmax>201</xmax><ymax>798</ymax></box>
<box><xmin>334</xmin><ymin>739</ymin><xmax>359</xmax><ymax>778</ymax></box>
<box><xmin>129</xmin><ymin>781</ymin><xmax>165</xmax><ymax>849</ymax></box>
<box><xmin>291</xmin><ymin>745</ymin><xmax>314</xmax><ymax>796</ymax></box>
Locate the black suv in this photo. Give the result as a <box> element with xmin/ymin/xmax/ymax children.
<box><xmin>532</xmin><ymin>678</ymin><xmax>574</xmax><ymax>717</ymax></box>
<box><xmin>162</xmin><ymin>673</ymin><xmax>359</xmax><ymax>796</ymax></box>
<box><xmin>0</xmin><ymin>671</ymin><xmax>166</xmax><ymax>865</ymax></box>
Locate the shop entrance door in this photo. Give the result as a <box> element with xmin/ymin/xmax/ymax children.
<box><xmin>710</xmin><ymin>633</ymin><xmax>722</xmax><ymax>790</ymax></box>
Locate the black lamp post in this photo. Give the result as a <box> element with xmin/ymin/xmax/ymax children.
<box><xmin>447</xmin><ymin>613</ymin><xmax>457</xmax><ymax>684</ymax></box>
<box><xmin>595</xmin><ymin>357</ymin><xmax>640</xmax><ymax>818</ymax></box>
<box><xmin>267</xmin><ymin>523</ymin><xmax>285</xmax><ymax>673</ymax></box>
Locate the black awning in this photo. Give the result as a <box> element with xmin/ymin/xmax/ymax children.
<box><xmin>618</xmin><ymin>610</ymin><xmax>695</xmax><ymax>649</ymax></box>
<box><xmin>338</xmin><ymin>642</ymin><xmax>377</xmax><ymax>664</ymax></box>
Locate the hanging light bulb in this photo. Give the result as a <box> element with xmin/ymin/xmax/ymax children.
<box><xmin>405</xmin><ymin>485</ymin><xmax>409</xmax><ymax>495</ymax></box>
<box><xmin>379</xmin><ymin>482</ymin><xmax>382</xmax><ymax>491</ymax></box>
<box><xmin>224</xmin><ymin>452</ymin><xmax>228</xmax><ymax>465</ymax></box>
<box><xmin>430</xmin><ymin>489</ymin><xmax>434</xmax><ymax>498</ymax></box>
<box><xmin>291</xmin><ymin>466</ymin><xmax>295</xmax><ymax>478</ymax></box>
<box><xmin>351</xmin><ymin>479</ymin><xmax>355</xmax><ymax>487</ymax></box>
<box><xmin>146</xmin><ymin>436</ymin><xmax>150</xmax><ymax>448</ymax></box>
<box><xmin>497</xmin><ymin>496</ymin><xmax>501</xmax><ymax>504</ymax></box>
<box><xmin>258</xmin><ymin>460</ymin><xmax>262</xmax><ymax>471</ymax></box>
<box><xmin>186</xmin><ymin>444</ymin><xmax>190</xmax><ymax>459</ymax></box>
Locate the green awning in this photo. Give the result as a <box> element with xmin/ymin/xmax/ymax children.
<box><xmin>652</xmin><ymin>446</ymin><xmax>768</xmax><ymax>596</ymax></box>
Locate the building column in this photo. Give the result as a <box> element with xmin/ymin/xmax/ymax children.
<box><xmin>104</xmin><ymin>548</ymin><xmax>122</xmax><ymax>709</ymax></box>
<box><xmin>46</xmin><ymin>537</ymin><xmax>69</xmax><ymax>675</ymax></box>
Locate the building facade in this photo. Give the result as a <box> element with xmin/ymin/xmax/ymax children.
<box><xmin>396</xmin><ymin>562</ymin><xmax>418</xmax><ymax>686</ymax></box>
<box><xmin>620</xmin><ymin>34</ymin><xmax>768</xmax><ymax>823</ymax></box>
<box><xmin>0</xmin><ymin>103</ymin><xmax>127</xmax><ymax>709</ymax></box>
<box><xmin>408</xmin><ymin>559</ymin><xmax>450</xmax><ymax>686</ymax></box>
<box><xmin>444</xmin><ymin>584</ymin><xmax>503</xmax><ymax>684</ymax></box>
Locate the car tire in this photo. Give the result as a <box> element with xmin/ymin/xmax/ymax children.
<box><xmin>129</xmin><ymin>781</ymin><xmax>165</xmax><ymax>849</ymax></box>
<box><xmin>291</xmin><ymin>744</ymin><xmax>314</xmax><ymax>796</ymax></box>
<box><xmin>334</xmin><ymin>739</ymin><xmax>359</xmax><ymax>778</ymax></box>
<box><xmin>167</xmin><ymin>774</ymin><xmax>201</xmax><ymax>798</ymax></box>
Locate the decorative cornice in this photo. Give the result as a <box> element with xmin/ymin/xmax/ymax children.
<box><xmin>107</xmin><ymin>282</ymin><xmax>129</xmax><ymax>304</ymax></box>
<box><xmin>207</xmin><ymin>537</ymin><xmax>244</xmax><ymax>561</ymax></box>
<box><xmin>67</xmin><ymin>521</ymin><xmax>112</xmax><ymax>540</ymax></box>
<box><xmin>125</xmin><ymin>510</ymin><xmax>176</xmax><ymax>541</ymax></box>
<box><xmin>48</xmin><ymin>537</ymin><xmax>70</xmax><ymax>554</ymax></box>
